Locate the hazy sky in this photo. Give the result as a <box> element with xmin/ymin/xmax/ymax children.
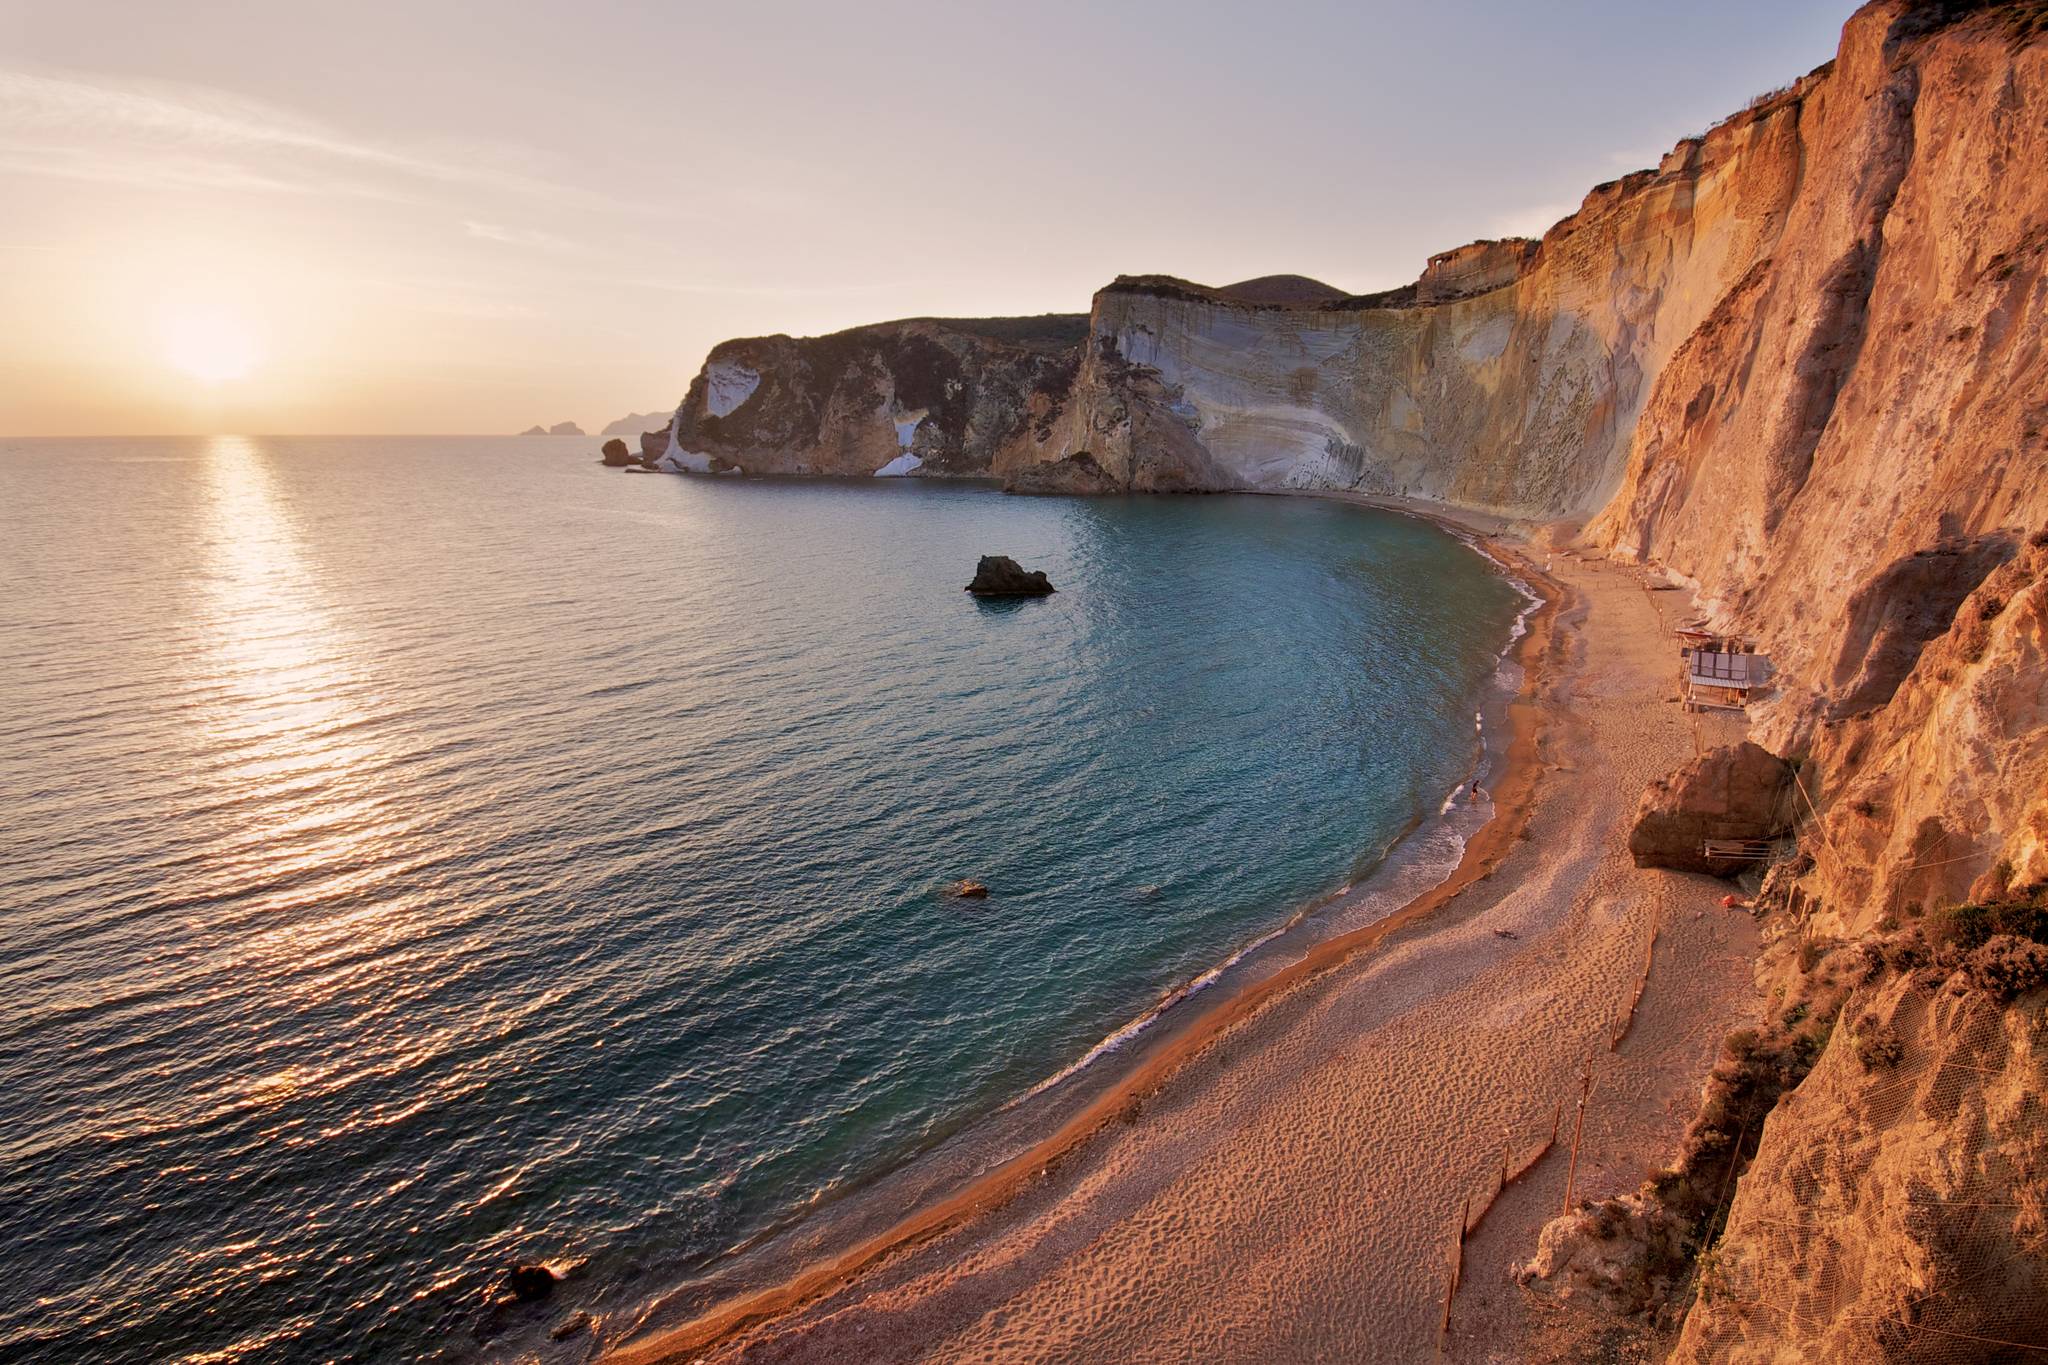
<box><xmin>1</xmin><ymin>0</ymin><xmax>1850</xmax><ymax>436</ymax></box>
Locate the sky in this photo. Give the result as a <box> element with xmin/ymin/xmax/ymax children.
<box><xmin>0</xmin><ymin>0</ymin><xmax>1852</xmax><ymax>437</ymax></box>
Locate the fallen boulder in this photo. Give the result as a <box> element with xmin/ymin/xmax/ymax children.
<box><xmin>1628</xmin><ymin>741</ymin><xmax>1795</xmax><ymax>875</ymax></box>
<box><xmin>1515</xmin><ymin>1192</ymin><xmax>1689</xmax><ymax>1319</ymax></box>
<box><xmin>966</xmin><ymin>556</ymin><xmax>1054</xmax><ymax>597</ymax></box>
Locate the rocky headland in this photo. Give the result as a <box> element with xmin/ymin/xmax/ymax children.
<box><xmin>615</xmin><ymin>3</ymin><xmax>2048</xmax><ymax>1359</ymax></box>
<box><xmin>639</xmin><ymin>315</ymin><xmax>1086</xmax><ymax>477</ymax></box>
<box><xmin>602</xmin><ymin>410</ymin><xmax>669</xmax><ymax>437</ymax></box>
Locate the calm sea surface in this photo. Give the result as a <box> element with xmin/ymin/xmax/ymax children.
<box><xmin>0</xmin><ymin>436</ymin><xmax>1521</xmax><ymax>1362</ymax></box>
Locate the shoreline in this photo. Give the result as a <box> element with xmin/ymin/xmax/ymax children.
<box><xmin>604</xmin><ymin>502</ymin><xmax>1566</xmax><ymax>1363</ymax></box>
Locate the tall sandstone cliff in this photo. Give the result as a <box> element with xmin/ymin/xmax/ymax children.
<box><xmin>654</xmin><ymin>6</ymin><xmax>2047</xmax><ymax>1355</ymax></box>
<box><xmin>658</xmin><ymin>0</ymin><xmax>2046</xmax><ymax>932</ymax></box>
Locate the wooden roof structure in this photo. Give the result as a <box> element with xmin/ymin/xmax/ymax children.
<box><xmin>1687</xmin><ymin>650</ymin><xmax>1763</xmax><ymax>691</ymax></box>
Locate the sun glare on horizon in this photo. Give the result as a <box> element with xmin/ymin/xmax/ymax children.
<box><xmin>160</xmin><ymin>305</ymin><xmax>265</xmax><ymax>385</ymax></box>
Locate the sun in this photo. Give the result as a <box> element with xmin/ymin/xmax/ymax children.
<box><xmin>161</xmin><ymin>306</ymin><xmax>265</xmax><ymax>384</ymax></box>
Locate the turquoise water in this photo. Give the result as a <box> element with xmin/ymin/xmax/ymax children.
<box><xmin>0</xmin><ymin>436</ymin><xmax>1522</xmax><ymax>1362</ymax></box>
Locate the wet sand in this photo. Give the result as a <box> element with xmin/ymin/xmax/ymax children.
<box><xmin>608</xmin><ymin>531</ymin><xmax>1759</xmax><ymax>1365</ymax></box>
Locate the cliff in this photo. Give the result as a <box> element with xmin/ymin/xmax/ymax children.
<box><xmin>647</xmin><ymin>5</ymin><xmax>2048</xmax><ymax>1355</ymax></box>
<box><xmin>642</xmin><ymin>314</ymin><xmax>1086</xmax><ymax>478</ymax></box>
<box><xmin>644</xmin><ymin>0</ymin><xmax>2048</xmax><ymax>1017</ymax></box>
<box><xmin>1674</xmin><ymin>920</ymin><xmax>2048</xmax><ymax>1361</ymax></box>
<box><xmin>993</xmin><ymin>0</ymin><xmax>1975</xmax><ymax>947</ymax></box>
<box><xmin>653</xmin><ymin>5</ymin><xmax>2045</xmax><ymax>923</ymax></box>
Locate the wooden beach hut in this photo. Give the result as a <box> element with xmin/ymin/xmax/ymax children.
<box><xmin>1683</xmin><ymin>648</ymin><xmax>1765</xmax><ymax>711</ymax></box>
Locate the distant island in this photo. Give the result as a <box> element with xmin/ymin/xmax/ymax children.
<box><xmin>602</xmin><ymin>410</ymin><xmax>669</xmax><ymax>437</ymax></box>
<box><xmin>520</xmin><ymin>421</ymin><xmax>585</xmax><ymax>436</ymax></box>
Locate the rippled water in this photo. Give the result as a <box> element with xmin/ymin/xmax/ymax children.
<box><xmin>0</xmin><ymin>436</ymin><xmax>1521</xmax><ymax>1362</ymax></box>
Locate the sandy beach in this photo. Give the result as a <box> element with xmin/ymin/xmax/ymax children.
<box><xmin>610</xmin><ymin>531</ymin><xmax>1761</xmax><ymax>1365</ymax></box>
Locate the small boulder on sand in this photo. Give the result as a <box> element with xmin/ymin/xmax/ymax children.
<box><xmin>966</xmin><ymin>556</ymin><xmax>1054</xmax><ymax>597</ymax></box>
<box><xmin>1627</xmin><ymin>741</ymin><xmax>1795</xmax><ymax>876</ymax></box>
<box><xmin>1515</xmin><ymin>1193</ymin><xmax>1688</xmax><ymax>1318</ymax></box>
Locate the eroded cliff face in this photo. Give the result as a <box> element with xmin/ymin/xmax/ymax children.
<box><xmin>1581</xmin><ymin>3</ymin><xmax>2048</xmax><ymax>949</ymax></box>
<box><xmin>1018</xmin><ymin>97</ymin><xmax>1807</xmax><ymax>511</ymax></box>
<box><xmin>650</xmin><ymin>0</ymin><xmax>2047</xmax><ymax>931</ymax></box>
<box><xmin>1673</xmin><ymin>960</ymin><xmax>2048</xmax><ymax>1362</ymax></box>
<box><xmin>644</xmin><ymin>315</ymin><xmax>1085</xmax><ymax>478</ymax></box>
<box><xmin>646</xmin><ymin>5</ymin><xmax>2047</xmax><ymax>1357</ymax></box>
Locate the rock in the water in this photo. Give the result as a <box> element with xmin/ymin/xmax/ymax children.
<box><xmin>504</xmin><ymin>1264</ymin><xmax>555</xmax><ymax>1302</ymax></box>
<box><xmin>951</xmin><ymin>879</ymin><xmax>990</xmax><ymax>899</ymax></box>
<box><xmin>1628</xmin><ymin>741</ymin><xmax>1795</xmax><ymax>876</ymax></box>
<box><xmin>548</xmin><ymin>421</ymin><xmax>584</xmax><ymax>437</ymax></box>
<box><xmin>520</xmin><ymin>425</ymin><xmax>548</xmax><ymax>436</ymax></box>
<box><xmin>965</xmin><ymin>556</ymin><xmax>1054</xmax><ymax>597</ymax></box>
<box><xmin>599</xmin><ymin>438</ymin><xmax>634</xmax><ymax>467</ymax></box>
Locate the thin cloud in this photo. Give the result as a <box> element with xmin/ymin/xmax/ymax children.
<box><xmin>0</xmin><ymin>68</ymin><xmax>591</xmax><ymax>202</ymax></box>
<box><xmin>627</xmin><ymin>276</ymin><xmax>913</xmax><ymax>300</ymax></box>
<box><xmin>0</xmin><ymin>143</ymin><xmax>413</xmax><ymax>200</ymax></box>
<box><xmin>1489</xmin><ymin>202</ymin><xmax>1576</xmax><ymax>240</ymax></box>
<box><xmin>464</xmin><ymin>221</ymin><xmax>579</xmax><ymax>252</ymax></box>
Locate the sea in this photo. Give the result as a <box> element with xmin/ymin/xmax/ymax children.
<box><xmin>0</xmin><ymin>435</ymin><xmax>1527</xmax><ymax>1362</ymax></box>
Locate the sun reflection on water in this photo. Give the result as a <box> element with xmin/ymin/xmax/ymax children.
<box><xmin>191</xmin><ymin>436</ymin><xmax>410</xmax><ymax>936</ymax></box>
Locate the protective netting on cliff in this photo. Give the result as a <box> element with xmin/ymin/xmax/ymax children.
<box><xmin>1682</xmin><ymin>976</ymin><xmax>2048</xmax><ymax>1363</ymax></box>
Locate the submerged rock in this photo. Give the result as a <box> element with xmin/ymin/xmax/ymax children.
<box><xmin>965</xmin><ymin>556</ymin><xmax>1054</xmax><ymax>597</ymax></box>
<box><xmin>504</xmin><ymin>1264</ymin><xmax>555</xmax><ymax>1302</ymax></box>
<box><xmin>599</xmin><ymin>438</ymin><xmax>634</xmax><ymax>466</ymax></box>
<box><xmin>951</xmin><ymin>879</ymin><xmax>990</xmax><ymax>899</ymax></box>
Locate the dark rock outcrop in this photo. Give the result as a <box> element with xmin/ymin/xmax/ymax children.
<box><xmin>504</xmin><ymin>1264</ymin><xmax>555</xmax><ymax>1301</ymax></box>
<box><xmin>599</xmin><ymin>438</ymin><xmax>634</xmax><ymax>466</ymax></box>
<box><xmin>965</xmin><ymin>556</ymin><xmax>1054</xmax><ymax>598</ymax></box>
<box><xmin>1003</xmin><ymin>452</ymin><xmax>1120</xmax><ymax>495</ymax></box>
<box><xmin>1629</xmin><ymin>742</ymin><xmax>1796</xmax><ymax>875</ymax></box>
<box><xmin>657</xmin><ymin>315</ymin><xmax>1087</xmax><ymax>479</ymax></box>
